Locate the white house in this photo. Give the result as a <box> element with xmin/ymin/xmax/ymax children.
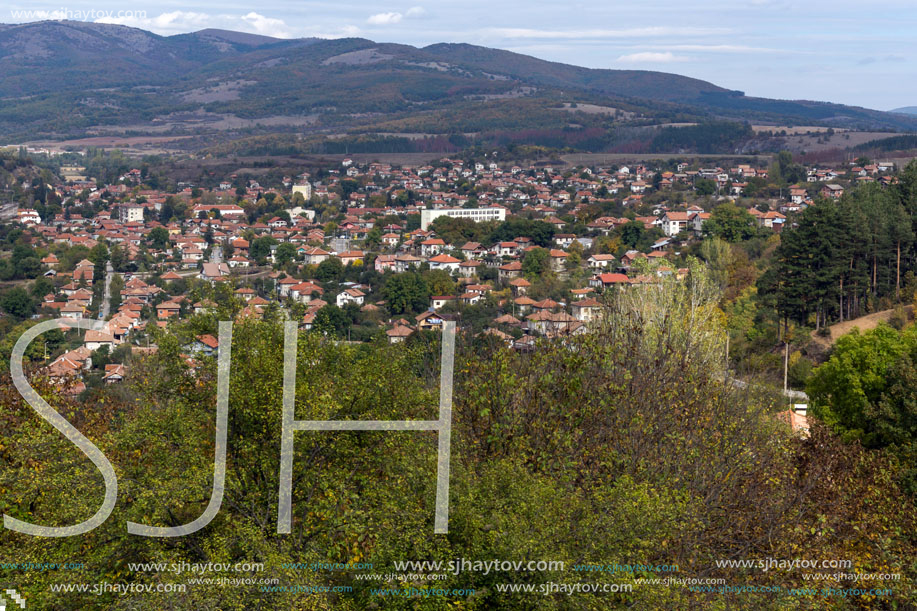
<box><xmin>587</xmin><ymin>254</ymin><xmax>616</xmax><ymax>269</ymax></box>
<box><xmin>660</xmin><ymin>211</ymin><xmax>691</xmax><ymax>237</ymax></box>
<box><xmin>61</xmin><ymin>303</ymin><xmax>85</xmax><ymax>319</ymax></box>
<box><xmin>428</xmin><ymin>254</ymin><xmax>461</xmax><ymax>272</ymax></box>
<box><xmin>301</xmin><ymin>247</ymin><xmax>331</xmax><ymax>265</ymax></box>
<box><xmin>200</xmin><ymin>262</ymin><xmax>230</xmax><ymax>281</ymax></box>
<box><xmin>431</xmin><ymin>296</ymin><xmax>455</xmax><ymax>310</ymax></box>
<box><xmin>691</xmin><ymin>212</ymin><xmax>710</xmax><ymax>233</ymax></box>
<box><xmin>336</xmin><ymin>288</ymin><xmax>365</xmax><ymax>308</ymax></box>
<box><xmin>84</xmin><ymin>330</ymin><xmax>116</xmax><ymax>352</ymax></box>
<box><xmin>571</xmin><ymin>297</ymin><xmax>602</xmax><ymax>323</ymax></box>
<box><xmin>420</xmin><ymin>239</ymin><xmax>446</xmax><ymax>257</ymax></box>
<box><xmin>494</xmin><ymin>242</ymin><xmax>518</xmax><ymax>257</ymax></box>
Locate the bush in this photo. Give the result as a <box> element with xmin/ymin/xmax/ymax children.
<box><xmin>787</xmin><ymin>351</ymin><xmax>813</xmax><ymax>389</ymax></box>
<box><xmin>890</xmin><ymin>305</ymin><xmax>908</xmax><ymax>330</ymax></box>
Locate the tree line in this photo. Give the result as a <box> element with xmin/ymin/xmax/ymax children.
<box><xmin>763</xmin><ymin>161</ymin><xmax>917</xmax><ymax>331</ymax></box>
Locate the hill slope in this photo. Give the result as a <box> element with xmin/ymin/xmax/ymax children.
<box><xmin>1</xmin><ymin>20</ymin><xmax>915</xmax><ymax>149</ymax></box>
<box><xmin>422</xmin><ymin>42</ymin><xmax>731</xmax><ymax>102</ymax></box>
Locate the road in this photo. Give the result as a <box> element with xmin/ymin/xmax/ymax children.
<box><xmin>99</xmin><ymin>262</ymin><xmax>113</xmax><ymax>320</ymax></box>
<box><xmin>0</xmin><ymin>201</ymin><xmax>18</xmax><ymax>222</ymax></box>
<box><xmin>717</xmin><ymin>372</ymin><xmax>808</xmax><ymax>402</ymax></box>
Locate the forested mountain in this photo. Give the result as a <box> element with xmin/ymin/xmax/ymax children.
<box><xmin>1</xmin><ymin>20</ymin><xmax>916</xmax><ymax>145</ymax></box>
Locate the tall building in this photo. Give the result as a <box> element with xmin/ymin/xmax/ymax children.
<box><xmin>292</xmin><ymin>182</ymin><xmax>312</xmax><ymax>200</ymax></box>
<box><xmin>118</xmin><ymin>204</ymin><xmax>144</xmax><ymax>223</ymax></box>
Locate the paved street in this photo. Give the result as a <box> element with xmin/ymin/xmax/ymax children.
<box><xmin>99</xmin><ymin>261</ymin><xmax>113</xmax><ymax>320</ymax></box>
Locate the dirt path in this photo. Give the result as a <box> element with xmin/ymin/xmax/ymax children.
<box><xmin>810</xmin><ymin>305</ymin><xmax>913</xmax><ymax>349</ymax></box>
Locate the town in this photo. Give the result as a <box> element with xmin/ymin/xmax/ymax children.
<box><xmin>0</xmin><ymin>150</ymin><xmax>901</xmax><ymax>396</ymax></box>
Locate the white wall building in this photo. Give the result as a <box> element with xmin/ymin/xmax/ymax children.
<box><xmin>292</xmin><ymin>182</ymin><xmax>312</xmax><ymax>200</ymax></box>
<box><xmin>420</xmin><ymin>207</ymin><xmax>506</xmax><ymax>230</ymax></box>
<box><xmin>17</xmin><ymin>208</ymin><xmax>41</xmax><ymax>225</ymax></box>
<box><xmin>119</xmin><ymin>204</ymin><xmax>144</xmax><ymax>223</ymax></box>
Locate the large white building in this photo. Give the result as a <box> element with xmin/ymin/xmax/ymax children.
<box><xmin>289</xmin><ymin>206</ymin><xmax>316</xmax><ymax>221</ymax></box>
<box><xmin>191</xmin><ymin>204</ymin><xmax>246</xmax><ymax>219</ymax></box>
<box><xmin>420</xmin><ymin>207</ymin><xmax>506</xmax><ymax>231</ymax></box>
<box><xmin>118</xmin><ymin>204</ymin><xmax>144</xmax><ymax>223</ymax></box>
<box><xmin>17</xmin><ymin>208</ymin><xmax>41</xmax><ymax>226</ymax></box>
<box><xmin>292</xmin><ymin>182</ymin><xmax>312</xmax><ymax>200</ymax></box>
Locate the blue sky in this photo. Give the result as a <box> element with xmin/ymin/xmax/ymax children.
<box><xmin>6</xmin><ymin>0</ymin><xmax>916</xmax><ymax>111</ymax></box>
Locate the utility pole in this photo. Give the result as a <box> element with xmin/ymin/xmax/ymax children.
<box><xmin>783</xmin><ymin>341</ymin><xmax>789</xmax><ymax>394</ymax></box>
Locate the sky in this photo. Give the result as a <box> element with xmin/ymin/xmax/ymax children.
<box><xmin>6</xmin><ymin>0</ymin><xmax>917</xmax><ymax>111</ymax></box>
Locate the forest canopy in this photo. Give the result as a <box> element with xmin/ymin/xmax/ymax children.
<box><xmin>0</xmin><ymin>268</ymin><xmax>913</xmax><ymax>609</ymax></box>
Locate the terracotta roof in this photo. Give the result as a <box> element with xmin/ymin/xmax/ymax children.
<box><xmin>595</xmin><ymin>273</ymin><xmax>630</xmax><ymax>284</ymax></box>
<box><xmin>482</xmin><ymin>328</ymin><xmax>511</xmax><ymax>340</ymax></box>
<box><xmin>84</xmin><ymin>330</ymin><xmax>115</xmax><ymax>343</ymax></box>
<box><xmin>531</xmin><ymin>298</ymin><xmax>559</xmax><ymax>309</ymax></box>
<box><xmin>386</xmin><ymin>325</ymin><xmax>414</xmax><ymax>338</ymax></box>
<box><xmin>494</xmin><ymin>314</ymin><xmax>521</xmax><ymax>325</ymax></box>
<box><xmin>527</xmin><ymin>310</ymin><xmax>577</xmax><ymax>322</ymax></box>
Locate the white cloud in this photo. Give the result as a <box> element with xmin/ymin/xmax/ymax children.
<box><xmin>367</xmin><ymin>12</ymin><xmax>403</xmax><ymax>25</ymax></box>
<box><xmin>336</xmin><ymin>25</ymin><xmax>363</xmax><ymax>37</ymax></box>
<box><xmin>617</xmin><ymin>52</ymin><xmax>689</xmax><ymax>63</ymax></box>
<box><xmin>487</xmin><ymin>26</ymin><xmax>728</xmax><ymax>39</ymax></box>
<box><xmin>665</xmin><ymin>44</ymin><xmax>779</xmax><ymax>53</ymax></box>
<box><xmin>95</xmin><ymin>10</ymin><xmax>295</xmax><ymax>38</ymax></box>
<box><xmin>91</xmin><ymin>11</ymin><xmax>367</xmax><ymax>40</ymax></box>
<box><xmin>95</xmin><ymin>11</ymin><xmax>213</xmax><ymax>34</ymax></box>
<box><xmin>366</xmin><ymin>8</ymin><xmax>426</xmax><ymax>25</ymax></box>
<box><xmin>241</xmin><ymin>12</ymin><xmax>290</xmax><ymax>36</ymax></box>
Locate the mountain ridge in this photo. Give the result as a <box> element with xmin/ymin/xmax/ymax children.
<box><xmin>0</xmin><ymin>20</ymin><xmax>915</xmax><ymax>149</ymax></box>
